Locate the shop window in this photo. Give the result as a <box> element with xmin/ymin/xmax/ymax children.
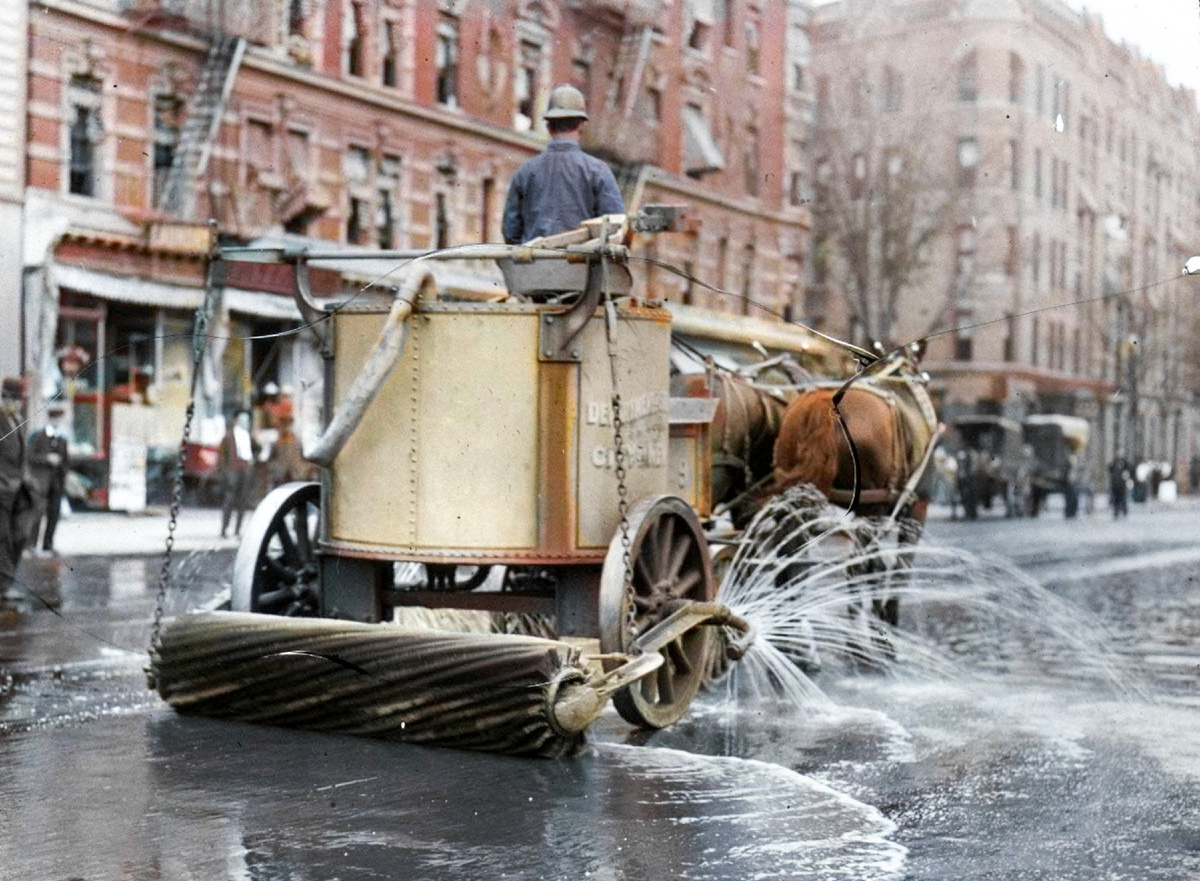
<box><xmin>67</xmin><ymin>74</ymin><xmax>103</xmax><ymax>197</ymax></box>
<box><xmin>436</xmin><ymin>15</ymin><xmax>459</xmax><ymax>108</ymax></box>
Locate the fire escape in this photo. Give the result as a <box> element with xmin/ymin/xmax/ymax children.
<box><xmin>157</xmin><ymin>35</ymin><xmax>246</xmax><ymax>220</ymax></box>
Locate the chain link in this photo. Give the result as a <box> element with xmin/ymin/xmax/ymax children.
<box><xmin>147</xmin><ymin>282</ymin><xmax>214</xmax><ymax>679</ymax></box>
<box><xmin>603</xmin><ymin>290</ymin><xmax>635</xmax><ymax>621</ymax></box>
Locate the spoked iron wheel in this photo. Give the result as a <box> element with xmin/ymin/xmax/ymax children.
<box><xmin>231</xmin><ymin>482</ymin><xmax>321</xmax><ymax>616</ymax></box>
<box><xmin>600</xmin><ymin>495</ymin><xmax>716</xmax><ymax>729</ymax></box>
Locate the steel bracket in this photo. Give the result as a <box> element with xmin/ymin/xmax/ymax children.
<box><xmin>537</xmin><ymin>258</ymin><xmax>608</xmax><ymax>362</ymax></box>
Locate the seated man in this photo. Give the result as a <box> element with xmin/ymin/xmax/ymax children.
<box><xmin>502</xmin><ymin>85</ymin><xmax>625</xmax><ymax>246</ymax></box>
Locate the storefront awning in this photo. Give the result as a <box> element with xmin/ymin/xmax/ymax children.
<box><xmin>224</xmin><ymin>289</ymin><xmax>302</xmax><ymax>321</ymax></box>
<box><xmin>53</xmin><ymin>263</ymin><xmax>204</xmax><ymax>310</ymax></box>
<box><xmin>51</xmin><ymin>264</ymin><xmax>302</xmax><ymax>321</ymax></box>
<box><xmin>683</xmin><ymin>106</ymin><xmax>725</xmax><ymax>176</ymax></box>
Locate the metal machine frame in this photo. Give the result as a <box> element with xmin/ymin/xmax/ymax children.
<box><xmin>224</xmin><ymin>224</ymin><xmax>740</xmax><ymax>729</ymax></box>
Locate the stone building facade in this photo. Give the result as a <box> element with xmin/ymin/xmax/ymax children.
<box><xmin>810</xmin><ymin>0</ymin><xmax>1200</xmax><ymax>489</ymax></box>
<box><xmin>0</xmin><ymin>3</ymin><xmax>27</xmax><ymax>378</ymax></box>
<box><xmin>19</xmin><ymin>0</ymin><xmax>813</xmax><ymax>506</ymax></box>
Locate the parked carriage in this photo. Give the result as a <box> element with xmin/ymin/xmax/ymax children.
<box><xmin>149</xmin><ymin>211</ymin><xmax>939</xmax><ymax>753</ymax></box>
<box><xmin>950</xmin><ymin>415</ymin><xmax>1032</xmax><ymax>519</ymax></box>
<box><xmin>1022</xmin><ymin>414</ymin><xmax>1090</xmax><ymax>517</ymax></box>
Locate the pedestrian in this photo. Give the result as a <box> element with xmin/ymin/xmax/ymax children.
<box><xmin>218</xmin><ymin>411</ymin><xmax>257</xmax><ymax>538</ymax></box>
<box><xmin>26</xmin><ymin>405</ymin><xmax>70</xmax><ymax>555</ymax></box>
<box><xmin>0</xmin><ymin>379</ymin><xmax>35</xmax><ymax>598</ymax></box>
<box><xmin>501</xmin><ymin>85</ymin><xmax>625</xmax><ymax>246</ymax></box>
<box><xmin>266</xmin><ymin>415</ymin><xmax>311</xmax><ymax>487</ymax></box>
<box><xmin>1109</xmin><ymin>455</ymin><xmax>1130</xmax><ymax>519</ymax></box>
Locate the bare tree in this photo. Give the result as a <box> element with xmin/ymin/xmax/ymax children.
<box><xmin>810</xmin><ymin>109</ymin><xmax>958</xmax><ymax>348</ymax></box>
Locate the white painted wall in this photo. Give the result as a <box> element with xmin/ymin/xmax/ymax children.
<box><xmin>0</xmin><ymin>2</ymin><xmax>27</xmax><ymax>377</ymax></box>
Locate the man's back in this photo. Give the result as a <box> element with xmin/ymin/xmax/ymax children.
<box><xmin>502</xmin><ymin>141</ymin><xmax>624</xmax><ymax>244</ymax></box>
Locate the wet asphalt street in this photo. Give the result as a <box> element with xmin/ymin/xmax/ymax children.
<box><xmin>2</xmin><ymin>501</ymin><xmax>1200</xmax><ymax>880</ymax></box>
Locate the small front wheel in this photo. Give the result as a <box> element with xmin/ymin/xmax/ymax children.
<box><xmin>231</xmin><ymin>482</ymin><xmax>321</xmax><ymax>616</ymax></box>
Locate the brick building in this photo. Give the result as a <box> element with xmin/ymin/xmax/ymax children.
<box><xmin>19</xmin><ymin>0</ymin><xmax>813</xmax><ymax>507</ymax></box>
<box><xmin>809</xmin><ymin>0</ymin><xmax>1200</xmax><ymax>488</ymax></box>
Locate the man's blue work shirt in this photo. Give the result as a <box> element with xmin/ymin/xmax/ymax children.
<box><xmin>502</xmin><ymin>140</ymin><xmax>625</xmax><ymax>244</ymax></box>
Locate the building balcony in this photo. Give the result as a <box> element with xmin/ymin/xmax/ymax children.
<box><xmin>583</xmin><ymin>120</ymin><xmax>661</xmax><ymax>168</ymax></box>
<box><xmin>577</xmin><ymin>0</ymin><xmax>660</xmax><ymax>26</ymax></box>
<box><xmin>123</xmin><ymin>0</ymin><xmax>276</xmax><ymax>46</ymax></box>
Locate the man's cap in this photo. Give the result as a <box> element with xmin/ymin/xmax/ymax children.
<box><xmin>1</xmin><ymin>377</ymin><xmax>26</xmax><ymax>401</ymax></box>
<box><xmin>544</xmin><ymin>85</ymin><xmax>589</xmax><ymax>121</ymax></box>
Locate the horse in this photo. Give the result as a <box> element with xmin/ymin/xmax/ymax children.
<box><xmin>769</xmin><ymin>374</ymin><xmax>939</xmax><ymax>628</ymax></box>
<box><xmin>674</xmin><ymin>371</ymin><xmax>789</xmax><ymax>524</ymax></box>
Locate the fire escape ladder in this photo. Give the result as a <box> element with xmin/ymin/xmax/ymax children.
<box><xmin>159</xmin><ymin>35</ymin><xmax>246</xmax><ymax>219</ymax></box>
<box><xmin>605</xmin><ymin>25</ymin><xmax>653</xmax><ymax>117</ymax></box>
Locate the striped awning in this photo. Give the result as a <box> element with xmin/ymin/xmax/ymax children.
<box><xmin>52</xmin><ymin>264</ymin><xmax>302</xmax><ymax>321</ymax></box>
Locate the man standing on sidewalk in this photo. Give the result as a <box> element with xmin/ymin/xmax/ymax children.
<box><xmin>218</xmin><ymin>411</ymin><xmax>257</xmax><ymax>538</ymax></box>
<box><xmin>27</xmin><ymin>406</ymin><xmax>70</xmax><ymax>555</ymax></box>
<box><xmin>1</xmin><ymin>379</ymin><xmax>35</xmax><ymax>597</ymax></box>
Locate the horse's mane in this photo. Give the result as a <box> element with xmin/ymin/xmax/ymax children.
<box><xmin>772</xmin><ymin>388</ymin><xmax>841</xmax><ymax>496</ymax></box>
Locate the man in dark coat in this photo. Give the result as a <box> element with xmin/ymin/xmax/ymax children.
<box><xmin>218</xmin><ymin>411</ymin><xmax>257</xmax><ymax>538</ymax></box>
<box><xmin>27</xmin><ymin>408</ymin><xmax>70</xmax><ymax>554</ymax></box>
<box><xmin>1</xmin><ymin>379</ymin><xmax>34</xmax><ymax>595</ymax></box>
<box><xmin>502</xmin><ymin>85</ymin><xmax>625</xmax><ymax>245</ymax></box>
<box><xmin>1108</xmin><ymin>455</ymin><xmax>1130</xmax><ymax>519</ymax></box>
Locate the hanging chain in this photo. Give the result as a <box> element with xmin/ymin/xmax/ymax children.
<box><xmin>604</xmin><ymin>291</ymin><xmax>635</xmax><ymax>620</ymax></box>
<box><xmin>147</xmin><ymin>258</ymin><xmax>221</xmax><ymax>680</ymax></box>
